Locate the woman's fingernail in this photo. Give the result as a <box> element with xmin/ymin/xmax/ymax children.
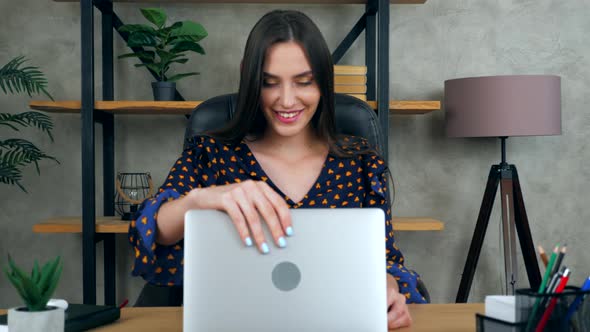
<box><xmin>285</xmin><ymin>226</ymin><xmax>294</xmax><ymax>236</ymax></box>
<box><xmin>278</xmin><ymin>237</ymin><xmax>287</xmax><ymax>248</ymax></box>
<box><xmin>261</xmin><ymin>242</ymin><xmax>270</xmax><ymax>254</ymax></box>
<box><xmin>244</xmin><ymin>237</ymin><xmax>253</xmax><ymax>247</ymax></box>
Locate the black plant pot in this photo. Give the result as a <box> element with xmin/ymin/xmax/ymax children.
<box><xmin>151</xmin><ymin>81</ymin><xmax>176</xmax><ymax>101</ymax></box>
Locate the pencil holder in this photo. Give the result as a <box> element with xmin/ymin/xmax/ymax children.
<box><xmin>516</xmin><ymin>286</ymin><xmax>590</xmax><ymax>332</ymax></box>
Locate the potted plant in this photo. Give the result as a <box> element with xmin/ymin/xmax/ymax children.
<box><xmin>0</xmin><ymin>56</ymin><xmax>58</xmax><ymax>192</ymax></box>
<box><xmin>4</xmin><ymin>255</ymin><xmax>64</xmax><ymax>332</ymax></box>
<box><xmin>118</xmin><ymin>8</ymin><xmax>208</xmax><ymax>101</ymax></box>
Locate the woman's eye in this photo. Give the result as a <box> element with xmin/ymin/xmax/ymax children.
<box><xmin>262</xmin><ymin>78</ymin><xmax>313</xmax><ymax>87</ymax></box>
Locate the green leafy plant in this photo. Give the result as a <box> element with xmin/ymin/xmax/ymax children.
<box><xmin>0</xmin><ymin>56</ymin><xmax>58</xmax><ymax>193</ymax></box>
<box><xmin>118</xmin><ymin>8</ymin><xmax>208</xmax><ymax>82</ymax></box>
<box><xmin>0</xmin><ymin>56</ymin><xmax>52</xmax><ymax>98</ymax></box>
<box><xmin>4</xmin><ymin>255</ymin><xmax>63</xmax><ymax>311</ymax></box>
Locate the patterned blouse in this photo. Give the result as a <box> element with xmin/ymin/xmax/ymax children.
<box><xmin>129</xmin><ymin>135</ymin><xmax>427</xmax><ymax>303</ymax></box>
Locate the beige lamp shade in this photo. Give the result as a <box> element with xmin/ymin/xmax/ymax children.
<box><xmin>444</xmin><ymin>75</ymin><xmax>561</xmax><ymax>138</ymax></box>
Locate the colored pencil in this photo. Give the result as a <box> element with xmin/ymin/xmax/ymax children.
<box><xmin>526</xmin><ymin>244</ymin><xmax>560</xmax><ymax>331</ymax></box>
<box><xmin>538</xmin><ymin>245</ymin><xmax>549</xmax><ymax>267</ymax></box>
<box><xmin>535</xmin><ymin>269</ymin><xmax>570</xmax><ymax>332</ymax></box>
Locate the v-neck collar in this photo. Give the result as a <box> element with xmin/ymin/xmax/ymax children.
<box><xmin>237</xmin><ymin>140</ymin><xmax>330</xmax><ymax>206</ymax></box>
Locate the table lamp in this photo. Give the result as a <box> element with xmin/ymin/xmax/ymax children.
<box><xmin>444</xmin><ymin>75</ymin><xmax>561</xmax><ymax>302</ymax></box>
<box><xmin>114</xmin><ymin>172</ymin><xmax>154</xmax><ymax>221</ymax></box>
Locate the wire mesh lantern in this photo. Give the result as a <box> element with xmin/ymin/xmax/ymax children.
<box><xmin>115</xmin><ymin>172</ymin><xmax>154</xmax><ymax>221</ymax></box>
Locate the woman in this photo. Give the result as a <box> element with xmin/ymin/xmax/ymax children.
<box><xmin>129</xmin><ymin>9</ymin><xmax>425</xmax><ymax>329</ymax></box>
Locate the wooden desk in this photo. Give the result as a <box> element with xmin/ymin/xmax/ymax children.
<box><xmin>1</xmin><ymin>304</ymin><xmax>483</xmax><ymax>331</ymax></box>
<box><xmin>82</xmin><ymin>303</ymin><xmax>482</xmax><ymax>331</ymax></box>
<box><xmin>33</xmin><ymin>216</ymin><xmax>445</xmax><ymax>233</ymax></box>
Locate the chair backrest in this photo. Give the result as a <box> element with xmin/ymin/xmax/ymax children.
<box><xmin>184</xmin><ymin>92</ymin><xmax>384</xmax><ymax>154</ymax></box>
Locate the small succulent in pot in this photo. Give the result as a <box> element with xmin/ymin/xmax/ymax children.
<box><xmin>4</xmin><ymin>255</ymin><xmax>62</xmax><ymax>311</ymax></box>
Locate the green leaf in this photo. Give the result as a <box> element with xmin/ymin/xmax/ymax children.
<box><xmin>39</xmin><ymin>258</ymin><xmax>61</xmax><ymax>304</ymax></box>
<box><xmin>0</xmin><ymin>56</ymin><xmax>53</xmax><ymax>100</ymax></box>
<box><xmin>170</xmin><ymin>21</ymin><xmax>208</xmax><ymax>42</ymax></box>
<box><xmin>39</xmin><ymin>257</ymin><xmax>53</xmax><ymax>277</ymax></box>
<box><xmin>0</xmin><ymin>138</ymin><xmax>59</xmax><ymax>175</ymax></box>
<box><xmin>157</xmin><ymin>21</ymin><xmax>183</xmax><ymax>39</ymax></box>
<box><xmin>19</xmin><ymin>276</ymin><xmax>41</xmax><ymax>310</ymax></box>
<box><xmin>118</xmin><ymin>53</ymin><xmax>141</xmax><ymax>59</ymax></box>
<box><xmin>140</xmin><ymin>8</ymin><xmax>167</xmax><ymax>29</ymax></box>
<box><xmin>168</xmin><ymin>35</ymin><xmax>201</xmax><ymax>45</ymax></box>
<box><xmin>156</xmin><ymin>49</ymin><xmax>174</xmax><ymax>61</ymax></box>
<box><xmin>118</xmin><ymin>24</ymin><xmax>156</xmax><ymax>34</ymax></box>
<box><xmin>31</xmin><ymin>260</ymin><xmax>41</xmax><ymax>284</ymax></box>
<box><xmin>167</xmin><ymin>72</ymin><xmax>199</xmax><ymax>82</ymax></box>
<box><xmin>0</xmin><ymin>146</ymin><xmax>58</xmax><ymax>181</ymax></box>
<box><xmin>0</xmin><ymin>161</ymin><xmax>26</xmax><ymax>192</ymax></box>
<box><xmin>127</xmin><ymin>32</ymin><xmax>158</xmax><ymax>48</ymax></box>
<box><xmin>0</xmin><ymin>120</ymin><xmax>20</xmax><ymax>131</ymax></box>
<box><xmin>5</xmin><ymin>267</ymin><xmax>31</xmax><ymax>304</ymax></box>
<box><xmin>38</xmin><ymin>257</ymin><xmax>60</xmax><ymax>297</ymax></box>
<box><xmin>0</xmin><ymin>112</ymin><xmax>55</xmax><ymax>141</ymax></box>
<box><xmin>7</xmin><ymin>255</ymin><xmax>28</xmax><ymax>281</ymax></box>
<box><xmin>170</xmin><ymin>41</ymin><xmax>205</xmax><ymax>55</ymax></box>
<box><xmin>170</xmin><ymin>58</ymin><xmax>189</xmax><ymax>64</ymax></box>
<box><xmin>156</xmin><ymin>49</ymin><xmax>175</xmax><ymax>69</ymax></box>
<box><xmin>134</xmin><ymin>63</ymin><xmax>163</xmax><ymax>79</ymax></box>
<box><xmin>39</xmin><ymin>263</ymin><xmax>62</xmax><ymax>306</ymax></box>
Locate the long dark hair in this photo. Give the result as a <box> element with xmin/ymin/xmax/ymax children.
<box><xmin>210</xmin><ymin>10</ymin><xmax>365</xmax><ymax>157</ymax></box>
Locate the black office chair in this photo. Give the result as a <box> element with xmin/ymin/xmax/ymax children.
<box><xmin>184</xmin><ymin>93</ymin><xmax>431</xmax><ymax>303</ymax></box>
<box><xmin>184</xmin><ymin>93</ymin><xmax>384</xmax><ymax>152</ymax></box>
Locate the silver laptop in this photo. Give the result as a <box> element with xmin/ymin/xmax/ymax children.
<box><xmin>183</xmin><ymin>208</ymin><xmax>387</xmax><ymax>332</ymax></box>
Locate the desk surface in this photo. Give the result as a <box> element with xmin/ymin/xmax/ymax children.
<box><xmin>1</xmin><ymin>304</ymin><xmax>484</xmax><ymax>331</ymax></box>
<box><xmin>88</xmin><ymin>303</ymin><xmax>483</xmax><ymax>331</ymax></box>
<box><xmin>33</xmin><ymin>216</ymin><xmax>445</xmax><ymax>233</ymax></box>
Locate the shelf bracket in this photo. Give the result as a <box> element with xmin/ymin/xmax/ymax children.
<box><xmin>332</xmin><ymin>14</ymin><xmax>367</xmax><ymax>64</ymax></box>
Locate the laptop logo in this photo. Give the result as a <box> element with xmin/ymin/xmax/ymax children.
<box><xmin>271</xmin><ymin>261</ymin><xmax>301</xmax><ymax>292</ymax></box>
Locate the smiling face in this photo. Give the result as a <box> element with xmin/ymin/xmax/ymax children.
<box><xmin>259</xmin><ymin>41</ymin><xmax>321</xmax><ymax>140</ymax></box>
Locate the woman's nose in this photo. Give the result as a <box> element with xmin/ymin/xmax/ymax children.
<box><xmin>279</xmin><ymin>84</ymin><xmax>296</xmax><ymax>109</ymax></box>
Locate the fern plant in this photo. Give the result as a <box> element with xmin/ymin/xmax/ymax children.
<box><xmin>0</xmin><ymin>56</ymin><xmax>58</xmax><ymax>192</ymax></box>
<box><xmin>4</xmin><ymin>255</ymin><xmax>63</xmax><ymax>311</ymax></box>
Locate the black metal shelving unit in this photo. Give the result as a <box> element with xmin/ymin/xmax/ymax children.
<box><xmin>80</xmin><ymin>0</ymin><xmax>394</xmax><ymax>305</ymax></box>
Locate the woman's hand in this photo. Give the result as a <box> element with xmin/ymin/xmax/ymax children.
<box><xmin>189</xmin><ymin>180</ymin><xmax>292</xmax><ymax>254</ymax></box>
<box><xmin>387</xmin><ymin>273</ymin><xmax>412</xmax><ymax>330</ymax></box>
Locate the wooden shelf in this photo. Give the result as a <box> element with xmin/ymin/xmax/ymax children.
<box><xmin>33</xmin><ymin>216</ymin><xmax>444</xmax><ymax>233</ymax></box>
<box><xmin>30</xmin><ymin>100</ymin><xmax>440</xmax><ymax>115</ymax></box>
<box><xmin>391</xmin><ymin>217</ymin><xmax>444</xmax><ymax>231</ymax></box>
<box><xmin>29</xmin><ymin>101</ymin><xmax>203</xmax><ymax>115</ymax></box>
<box><xmin>33</xmin><ymin>217</ymin><xmax>127</xmax><ymax>233</ymax></box>
<box><xmin>54</xmin><ymin>0</ymin><xmax>426</xmax><ymax>4</ymax></box>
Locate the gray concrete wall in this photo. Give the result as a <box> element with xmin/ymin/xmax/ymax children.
<box><xmin>1</xmin><ymin>0</ymin><xmax>588</xmax><ymax>307</ymax></box>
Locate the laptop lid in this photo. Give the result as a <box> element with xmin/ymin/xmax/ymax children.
<box><xmin>183</xmin><ymin>208</ymin><xmax>387</xmax><ymax>332</ymax></box>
